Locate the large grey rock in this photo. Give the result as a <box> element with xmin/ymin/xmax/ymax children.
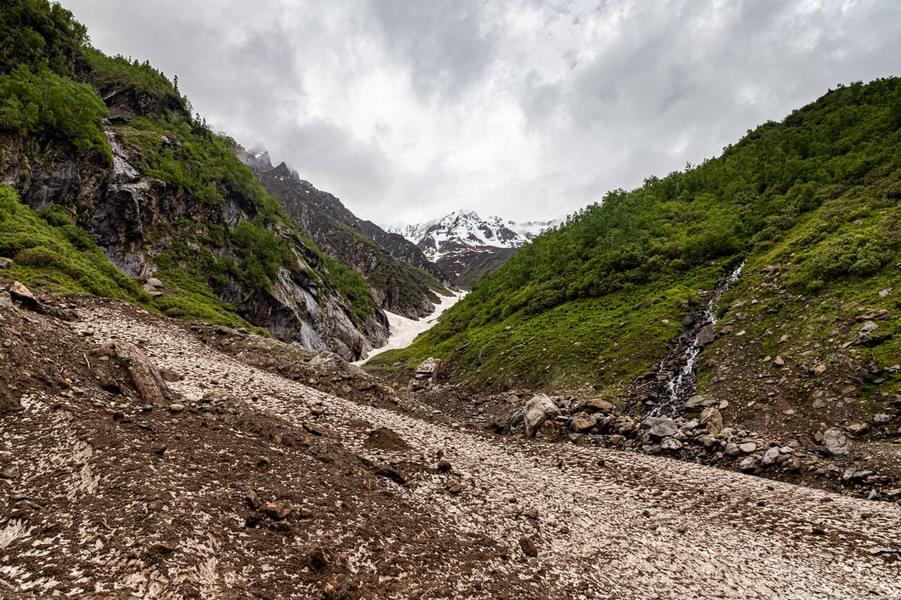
<box><xmin>523</xmin><ymin>394</ymin><xmax>560</xmax><ymax>438</ymax></box>
<box><xmin>645</xmin><ymin>417</ymin><xmax>679</xmax><ymax>439</ymax></box>
<box><xmin>822</xmin><ymin>428</ymin><xmax>851</xmax><ymax>456</ymax></box>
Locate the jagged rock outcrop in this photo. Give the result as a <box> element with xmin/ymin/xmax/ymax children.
<box><xmin>0</xmin><ymin>131</ymin><xmax>386</xmax><ymax>360</ymax></box>
<box><xmin>253</xmin><ymin>160</ymin><xmax>450</xmax><ymax>318</ymax></box>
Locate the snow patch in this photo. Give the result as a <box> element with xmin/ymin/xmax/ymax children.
<box><xmin>354</xmin><ymin>291</ymin><xmax>466</xmax><ymax>365</ymax></box>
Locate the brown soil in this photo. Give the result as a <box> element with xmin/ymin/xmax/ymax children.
<box><xmin>1</xmin><ymin>291</ymin><xmax>900</xmax><ymax>599</ymax></box>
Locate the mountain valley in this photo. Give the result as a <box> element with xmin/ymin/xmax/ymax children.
<box><xmin>0</xmin><ymin>2</ymin><xmax>899</xmax><ymax>599</ymax></box>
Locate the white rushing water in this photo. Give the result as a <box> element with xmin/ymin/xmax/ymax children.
<box><xmin>354</xmin><ymin>290</ymin><xmax>466</xmax><ymax>365</ymax></box>
<box><xmin>663</xmin><ymin>260</ymin><xmax>746</xmax><ymax>403</ymax></box>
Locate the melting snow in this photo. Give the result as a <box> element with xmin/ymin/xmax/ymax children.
<box><xmin>355</xmin><ymin>291</ymin><xmax>466</xmax><ymax>365</ymax></box>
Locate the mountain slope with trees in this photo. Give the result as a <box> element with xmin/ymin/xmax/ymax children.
<box><xmin>371</xmin><ymin>78</ymin><xmax>901</xmax><ymax>411</ymax></box>
<box><xmin>0</xmin><ymin>0</ymin><xmax>393</xmax><ymax>359</ymax></box>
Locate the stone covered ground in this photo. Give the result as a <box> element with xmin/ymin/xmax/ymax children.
<box><xmin>0</xmin><ymin>290</ymin><xmax>899</xmax><ymax>599</ymax></box>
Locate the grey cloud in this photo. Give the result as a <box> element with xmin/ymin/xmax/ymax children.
<box><xmin>63</xmin><ymin>0</ymin><xmax>901</xmax><ymax>224</ymax></box>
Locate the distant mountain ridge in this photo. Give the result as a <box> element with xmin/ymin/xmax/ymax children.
<box><xmin>386</xmin><ymin>210</ymin><xmax>560</xmax><ymax>288</ymax></box>
<box><xmin>236</xmin><ymin>148</ymin><xmax>452</xmax><ymax>317</ymax></box>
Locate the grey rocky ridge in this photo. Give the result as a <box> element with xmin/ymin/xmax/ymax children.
<box><xmin>235</xmin><ymin>148</ymin><xmax>453</xmax><ymax>319</ymax></box>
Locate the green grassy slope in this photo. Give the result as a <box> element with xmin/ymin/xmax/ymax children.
<box><xmin>0</xmin><ymin>185</ymin><xmax>148</xmax><ymax>302</ymax></box>
<box><xmin>0</xmin><ymin>0</ymin><xmax>379</xmax><ymax>332</ymax></box>
<box><xmin>370</xmin><ymin>78</ymin><xmax>901</xmax><ymax>392</ymax></box>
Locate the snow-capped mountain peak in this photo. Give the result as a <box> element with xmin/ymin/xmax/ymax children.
<box><xmin>386</xmin><ymin>210</ymin><xmax>559</xmax><ymax>260</ymax></box>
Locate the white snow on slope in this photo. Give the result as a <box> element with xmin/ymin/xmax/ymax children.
<box><xmin>385</xmin><ymin>211</ymin><xmax>561</xmax><ymax>260</ymax></box>
<box><xmin>354</xmin><ymin>291</ymin><xmax>466</xmax><ymax>365</ymax></box>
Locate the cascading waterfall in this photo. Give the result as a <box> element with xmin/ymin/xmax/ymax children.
<box><xmin>649</xmin><ymin>260</ymin><xmax>746</xmax><ymax>416</ymax></box>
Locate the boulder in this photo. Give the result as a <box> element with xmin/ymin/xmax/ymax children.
<box><xmin>7</xmin><ymin>281</ymin><xmax>39</xmax><ymax>308</ymax></box>
<box><xmin>414</xmin><ymin>357</ymin><xmax>442</xmax><ymax>381</ymax></box>
<box><xmin>739</xmin><ymin>442</ymin><xmax>757</xmax><ymax>454</ymax></box>
<box><xmin>523</xmin><ymin>394</ymin><xmax>560</xmax><ymax>438</ymax></box>
<box><xmin>310</xmin><ymin>351</ymin><xmax>346</xmax><ymax>371</ymax></box>
<box><xmin>660</xmin><ymin>437</ymin><xmax>683</xmax><ymax>451</ymax></box>
<box><xmin>696</xmin><ymin>324</ymin><xmax>715</xmax><ymax>346</ymax></box>
<box><xmin>570</xmin><ymin>412</ymin><xmax>597</xmax><ymax>433</ymax></box>
<box><xmin>584</xmin><ymin>398</ymin><xmax>615</xmax><ymax>413</ymax></box>
<box><xmin>761</xmin><ymin>447</ymin><xmax>781</xmax><ymax>467</ymax></box>
<box><xmin>685</xmin><ymin>395</ymin><xmax>716</xmax><ymax>409</ymax></box>
<box><xmin>699</xmin><ymin>407</ymin><xmax>723</xmax><ymax>436</ymax></box>
<box><xmin>738</xmin><ymin>456</ymin><xmax>758</xmax><ymax>472</ymax></box>
<box><xmin>822</xmin><ymin>428</ymin><xmax>851</xmax><ymax>456</ymax></box>
<box><xmin>0</xmin><ymin>257</ymin><xmax>12</xmax><ymax>269</ymax></box>
<box><xmin>645</xmin><ymin>417</ymin><xmax>678</xmax><ymax>439</ymax></box>
<box><xmin>96</xmin><ymin>341</ymin><xmax>170</xmax><ymax>405</ymax></box>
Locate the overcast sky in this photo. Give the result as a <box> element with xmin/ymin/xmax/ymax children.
<box><xmin>64</xmin><ymin>0</ymin><xmax>901</xmax><ymax>225</ymax></box>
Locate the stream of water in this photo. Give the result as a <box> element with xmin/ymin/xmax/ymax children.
<box><xmin>651</xmin><ymin>260</ymin><xmax>746</xmax><ymax>414</ymax></box>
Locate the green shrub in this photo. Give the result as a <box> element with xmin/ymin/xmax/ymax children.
<box><xmin>0</xmin><ymin>65</ymin><xmax>110</xmax><ymax>162</ymax></box>
<box><xmin>0</xmin><ymin>0</ymin><xmax>86</xmax><ymax>75</ymax></box>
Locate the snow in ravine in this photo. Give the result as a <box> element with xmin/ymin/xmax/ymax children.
<box><xmin>355</xmin><ymin>291</ymin><xmax>466</xmax><ymax>364</ymax></box>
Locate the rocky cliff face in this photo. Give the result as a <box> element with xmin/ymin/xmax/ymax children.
<box><xmin>0</xmin><ymin>130</ymin><xmax>387</xmax><ymax>360</ymax></box>
<box><xmin>244</xmin><ymin>158</ymin><xmax>451</xmax><ymax>319</ymax></box>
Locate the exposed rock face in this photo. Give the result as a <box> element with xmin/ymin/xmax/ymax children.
<box><xmin>253</xmin><ymin>160</ymin><xmax>450</xmax><ymax>319</ymax></box>
<box><xmin>1</xmin><ymin>132</ymin><xmax>386</xmax><ymax>360</ymax></box>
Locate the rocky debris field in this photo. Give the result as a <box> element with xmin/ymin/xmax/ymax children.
<box><xmin>1</xmin><ymin>288</ymin><xmax>900</xmax><ymax>599</ymax></box>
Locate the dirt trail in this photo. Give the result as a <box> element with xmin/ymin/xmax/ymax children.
<box><xmin>5</xmin><ymin>302</ymin><xmax>900</xmax><ymax>599</ymax></box>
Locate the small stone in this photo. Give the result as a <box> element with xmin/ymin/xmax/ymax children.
<box><xmin>724</xmin><ymin>443</ymin><xmax>740</xmax><ymax>456</ymax></box>
<box><xmin>822</xmin><ymin>428</ymin><xmax>851</xmax><ymax>456</ymax></box>
<box><xmin>873</xmin><ymin>413</ymin><xmax>893</xmax><ymax>425</ymax></box>
<box><xmin>738</xmin><ymin>456</ymin><xmax>758</xmax><ymax>471</ymax></box>
<box><xmin>761</xmin><ymin>447</ymin><xmax>780</xmax><ymax>466</ymax></box>
<box><xmin>309</xmin><ymin>401</ymin><xmax>326</xmax><ymax>416</ymax></box>
<box><xmin>168</xmin><ymin>403</ymin><xmax>185</xmax><ymax>413</ymax></box>
<box><xmin>446</xmin><ymin>479</ymin><xmax>463</xmax><ymax>495</ymax></box>
<box><xmin>159</xmin><ymin>368</ymin><xmax>183</xmax><ymax>383</ymax></box>
<box><xmin>263</xmin><ymin>501</ymin><xmax>293</xmax><ymax>520</ymax></box>
<box><xmin>436</xmin><ymin>460</ymin><xmax>453</xmax><ymax>474</ymax></box>
<box><xmin>773</xmin><ymin>356</ymin><xmax>785</xmax><ymax>367</ymax></box>
<box><xmin>570</xmin><ymin>412</ymin><xmax>597</xmax><ymax>433</ymax></box>
<box><xmin>0</xmin><ymin>257</ymin><xmax>12</xmax><ymax>269</ymax></box>
<box><xmin>0</xmin><ymin>464</ymin><xmax>19</xmax><ymax>480</ymax></box>
<box><xmin>584</xmin><ymin>398</ymin><xmax>615</xmax><ymax>412</ymax></box>
<box><xmin>519</xmin><ymin>536</ymin><xmax>538</xmax><ymax>558</ymax></box>
<box><xmin>812</xmin><ymin>364</ymin><xmax>827</xmax><ymax>376</ymax></box>
<box><xmin>739</xmin><ymin>442</ymin><xmax>757</xmax><ymax>454</ymax></box>
<box><xmin>660</xmin><ymin>437</ymin><xmax>683</xmax><ymax>451</ymax></box>
<box><xmin>846</xmin><ymin>422</ymin><xmax>870</xmax><ymax>435</ymax></box>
